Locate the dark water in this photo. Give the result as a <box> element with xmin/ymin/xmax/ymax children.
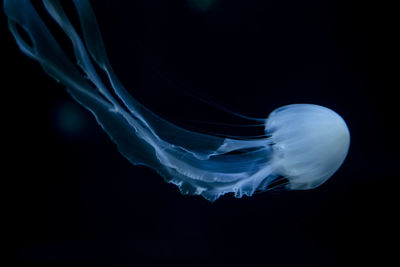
<box><xmin>4</xmin><ymin>0</ymin><xmax>395</xmax><ymax>266</ymax></box>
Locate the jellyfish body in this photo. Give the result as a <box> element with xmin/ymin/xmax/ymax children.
<box><xmin>4</xmin><ymin>0</ymin><xmax>350</xmax><ymax>201</ymax></box>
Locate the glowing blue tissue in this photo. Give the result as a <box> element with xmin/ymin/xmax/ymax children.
<box><xmin>4</xmin><ymin>0</ymin><xmax>350</xmax><ymax>201</ymax></box>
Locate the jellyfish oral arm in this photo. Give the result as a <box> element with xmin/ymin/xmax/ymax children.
<box><xmin>4</xmin><ymin>0</ymin><xmax>350</xmax><ymax>201</ymax></box>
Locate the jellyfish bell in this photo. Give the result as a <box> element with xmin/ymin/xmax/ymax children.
<box><xmin>266</xmin><ymin>104</ymin><xmax>350</xmax><ymax>190</ymax></box>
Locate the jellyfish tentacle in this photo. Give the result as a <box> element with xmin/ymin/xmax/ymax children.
<box><xmin>5</xmin><ymin>0</ymin><xmax>350</xmax><ymax>201</ymax></box>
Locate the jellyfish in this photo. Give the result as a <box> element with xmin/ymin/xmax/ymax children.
<box><xmin>4</xmin><ymin>0</ymin><xmax>350</xmax><ymax>201</ymax></box>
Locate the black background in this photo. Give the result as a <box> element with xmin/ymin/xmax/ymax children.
<box><xmin>4</xmin><ymin>0</ymin><xmax>396</xmax><ymax>266</ymax></box>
